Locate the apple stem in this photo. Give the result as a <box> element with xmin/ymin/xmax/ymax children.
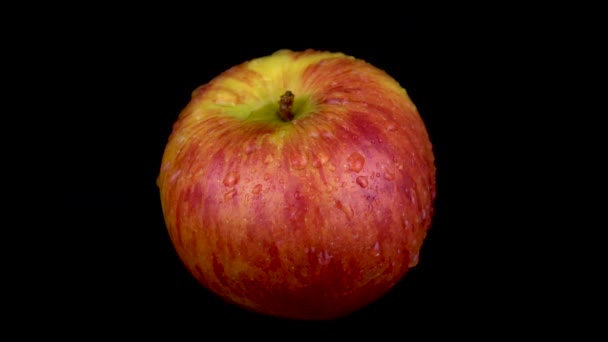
<box><xmin>278</xmin><ymin>90</ymin><xmax>295</xmax><ymax>121</ymax></box>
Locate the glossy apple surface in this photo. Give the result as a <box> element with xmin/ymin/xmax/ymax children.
<box><xmin>157</xmin><ymin>49</ymin><xmax>436</xmax><ymax>320</ymax></box>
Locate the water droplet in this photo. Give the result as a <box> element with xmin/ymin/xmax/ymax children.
<box><xmin>409</xmin><ymin>253</ymin><xmax>419</xmax><ymax>267</ymax></box>
<box><xmin>384</xmin><ymin>170</ymin><xmax>395</xmax><ymax>180</ymax></box>
<box><xmin>169</xmin><ymin>170</ymin><xmax>182</xmax><ymax>184</ymax></box>
<box><xmin>334</xmin><ymin>200</ymin><xmax>353</xmax><ymax>219</ymax></box>
<box><xmin>244</xmin><ymin>141</ymin><xmax>257</xmax><ymax>154</ymax></box>
<box><xmin>224</xmin><ymin>189</ymin><xmax>237</xmax><ymax>200</ymax></box>
<box><xmin>264</xmin><ymin>154</ymin><xmax>274</xmax><ymax>164</ymax></box>
<box><xmin>312</xmin><ymin>152</ymin><xmax>329</xmax><ymax>168</ymax></box>
<box><xmin>264</xmin><ymin>173</ymin><xmax>271</xmax><ymax>181</ymax></box>
<box><xmin>175</xmin><ymin>135</ymin><xmax>186</xmax><ymax>144</ymax></box>
<box><xmin>356</xmin><ymin>176</ymin><xmax>368</xmax><ymax>188</ymax></box>
<box><xmin>373</xmin><ymin>241</ymin><xmax>380</xmax><ymax>256</ymax></box>
<box><xmin>322</xmin><ymin>131</ymin><xmax>334</xmax><ymax>139</ymax></box>
<box><xmin>347</xmin><ymin>152</ymin><xmax>365</xmax><ymax>173</ymax></box>
<box><xmin>331</xmin><ymin>81</ymin><xmax>338</xmax><ymax>86</ymax></box>
<box><xmin>317</xmin><ymin>250</ymin><xmax>333</xmax><ymax>265</ymax></box>
<box><xmin>309</xmin><ymin>130</ymin><xmax>320</xmax><ymax>138</ymax></box>
<box><xmin>386</xmin><ymin>121</ymin><xmax>397</xmax><ymax>131</ymax></box>
<box><xmin>223</xmin><ymin>172</ymin><xmax>240</xmax><ymax>186</ymax></box>
<box><xmin>291</xmin><ymin>154</ymin><xmax>308</xmax><ymax>170</ymax></box>
<box><xmin>422</xmin><ymin>209</ymin><xmax>427</xmax><ymax>220</ymax></box>
<box><xmin>252</xmin><ymin>184</ymin><xmax>262</xmax><ymax>194</ymax></box>
<box><xmin>214</xmin><ymin>92</ymin><xmax>237</xmax><ymax>106</ymax></box>
<box><xmin>326</xmin><ymin>98</ymin><xmax>346</xmax><ymax>105</ymax></box>
<box><xmin>326</xmin><ymin>113</ymin><xmax>340</xmax><ymax>122</ymax></box>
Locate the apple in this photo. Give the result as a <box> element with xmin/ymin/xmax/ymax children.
<box><xmin>157</xmin><ymin>49</ymin><xmax>436</xmax><ymax>320</ymax></box>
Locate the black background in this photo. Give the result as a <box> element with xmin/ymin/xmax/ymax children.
<box><xmin>39</xmin><ymin>9</ymin><xmax>537</xmax><ymax>337</ymax></box>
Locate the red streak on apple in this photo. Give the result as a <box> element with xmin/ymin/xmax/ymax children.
<box><xmin>157</xmin><ymin>49</ymin><xmax>436</xmax><ymax>320</ymax></box>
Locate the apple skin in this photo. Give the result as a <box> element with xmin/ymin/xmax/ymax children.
<box><xmin>157</xmin><ymin>49</ymin><xmax>436</xmax><ymax>320</ymax></box>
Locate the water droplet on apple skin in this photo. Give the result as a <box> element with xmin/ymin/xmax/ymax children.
<box><xmin>252</xmin><ymin>184</ymin><xmax>263</xmax><ymax>194</ymax></box>
<box><xmin>224</xmin><ymin>189</ymin><xmax>237</xmax><ymax>200</ymax></box>
<box><xmin>263</xmin><ymin>154</ymin><xmax>274</xmax><ymax>164</ymax></box>
<box><xmin>384</xmin><ymin>170</ymin><xmax>395</xmax><ymax>180</ymax></box>
<box><xmin>169</xmin><ymin>170</ymin><xmax>182</xmax><ymax>184</ymax></box>
<box><xmin>243</xmin><ymin>140</ymin><xmax>258</xmax><ymax>154</ymax></box>
<box><xmin>317</xmin><ymin>250</ymin><xmax>333</xmax><ymax>265</ymax></box>
<box><xmin>223</xmin><ymin>172</ymin><xmax>240</xmax><ymax>187</ymax></box>
<box><xmin>334</xmin><ymin>200</ymin><xmax>353</xmax><ymax>219</ymax></box>
<box><xmin>290</xmin><ymin>154</ymin><xmax>308</xmax><ymax>170</ymax></box>
<box><xmin>408</xmin><ymin>253</ymin><xmax>420</xmax><ymax>267</ymax></box>
<box><xmin>174</xmin><ymin>134</ymin><xmax>186</xmax><ymax>145</ymax></box>
<box><xmin>312</xmin><ymin>152</ymin><xmax>329</xmax><ymax>168</ymax></box>
<box><xmin>347</xmin><ymin>152</ymin><xmax>365</xmax><ymax>173</ymax></box>
<box><xmin>321</xmin><ymin>131</ymin><xmax>334</xmax><ymax>139</ymax></box>
<box><xmin>326</xmin><ymin>98</ymin><xmax>348</xmax><ymax>105</ymax></box>
<box><xmin>373</xmin><ymin>241</ymin><xmax>380</xmax><ymax>257</ymax></box>
<box><xmin>356</xmin><ymin>176</ymin><xmax>368</xmax><ymax>188</ymax></box>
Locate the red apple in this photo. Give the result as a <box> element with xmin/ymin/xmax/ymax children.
<box><xmin>157</xmin><ymin>49</ymin><xmax>436</xmax><ymax>320</ymax></box>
